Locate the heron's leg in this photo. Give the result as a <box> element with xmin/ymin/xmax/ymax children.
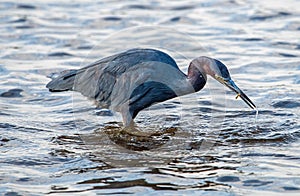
<box><xmin>121</xmin><ymin>107</ymin><xmax>135</xmax><ymax>128</ymax></box>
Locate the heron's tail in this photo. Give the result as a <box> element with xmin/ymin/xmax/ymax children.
<box><xmin>46</xmin><ymin>69</ymin><xmax>78</xmax><ymax>92</ymax></box>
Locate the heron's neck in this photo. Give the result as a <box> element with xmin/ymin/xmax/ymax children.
<box><xmin>187</xmin><ymin>61</ymin><xmax>207</xmax><ymax>92</ymax></box>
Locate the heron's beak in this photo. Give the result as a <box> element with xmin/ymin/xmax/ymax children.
<box><xmin>216</xmin><ymin>76</ymin><xmax>256</xmax><ymax>109</ymax></box>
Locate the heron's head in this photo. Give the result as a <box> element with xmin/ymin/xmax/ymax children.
<box><xmin>193</xmin><ymin>57</ymin><xmax>256</xmax><ymax>109</ymax></box>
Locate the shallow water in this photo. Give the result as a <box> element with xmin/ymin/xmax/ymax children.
<box><xmin>1</xmin><ymin>0</ymin><xmax>300</xmax><ymax>195</ymax></box>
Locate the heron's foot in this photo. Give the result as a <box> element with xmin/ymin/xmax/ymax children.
<box><xmin>122</xmin><ymin>125</ymin><xmax>150</xmax><ymax>137</ymax></box>
<box><xmin>103</xmin><ymin>125</ymin><xmax>179</xmax><ymax>150</ymax></box>
<box><xmin>121</xmin><ymin>125</ymin><xmax>178</xmax><ymax>137</ymax></box>
<box><xmin>104</xmin><ymin>123</ymin><xmax>178</xmax><ymax>137</ymax></box>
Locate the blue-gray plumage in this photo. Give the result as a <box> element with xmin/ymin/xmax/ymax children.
<box><xmin>46</xmin><ymin>48</ymin><xmax>256</xmax><ymax>127</ymax></box>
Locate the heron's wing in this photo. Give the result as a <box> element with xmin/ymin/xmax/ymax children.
<box><xmin>73</xmin><ymin>65</ymin><xmax>114</xmax><ymax>107</ymax></box>
<box><xmin>73</xmin><ymin>49</ymin><xmax>180</xmax><ymax>107</ymax></box>
<box><xmin>47</xmin><ymin>48</ymin><xmax>181</xmax><ymax>109</ymax></box>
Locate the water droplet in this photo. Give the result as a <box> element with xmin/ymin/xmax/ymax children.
<box><xmin>255</xmin><ymin>108</ymin><xmax>259</xmax><ymax>125</ymax></box>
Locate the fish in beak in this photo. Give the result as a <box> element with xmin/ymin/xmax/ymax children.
<box><xmin>215</xmin><ymin>75</ymin><xmax>256</xmax><ymax>109</ymax></box>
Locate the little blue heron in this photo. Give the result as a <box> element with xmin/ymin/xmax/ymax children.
<box><xmin>46</xmin><ymin>48</ymin><xmax>256</xmax><ymax>127</ymax></box>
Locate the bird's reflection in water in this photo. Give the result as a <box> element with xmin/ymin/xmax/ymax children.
<box><xmin>103</xmin><ymin>123</ymin><xmax>178</xmax><ymax>151</ymax></box>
